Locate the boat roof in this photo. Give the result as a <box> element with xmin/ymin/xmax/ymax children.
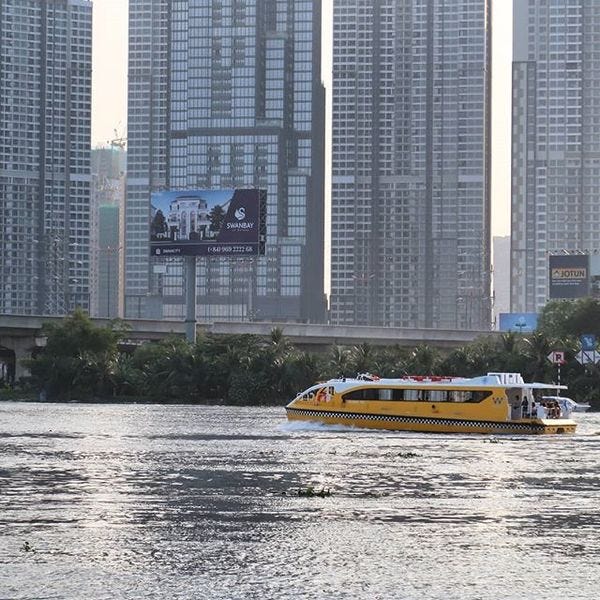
<box><xmin>301</xmin><ymin>373</ymin><xmax>567</xmax><ymax>394</ymax></box>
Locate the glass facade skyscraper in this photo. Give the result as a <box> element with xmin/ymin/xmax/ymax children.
<box><xmin>330</xmin><ymin>0</ymin><xmax>491</xmax><ymax>329</ymax></box>
<box><xmin>511</xmin><ymin>0</ymin><xmax>600</xmax><ymax>312</ymax></box>
<box><xmin>125</xmin><ymin>0</ymin><xmax>325</xmax><ymax>323</ymax></box>
<box><xmin>0</xmin><ymin>0</ymin><xmax>92</xmax><ymax>315</ymax></box>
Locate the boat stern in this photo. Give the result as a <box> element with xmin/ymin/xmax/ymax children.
<box><xmin>536</xmin><ymin>418</ymin><xmax>577</xmax><ymax>434</ymax></box>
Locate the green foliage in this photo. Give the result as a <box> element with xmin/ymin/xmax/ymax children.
<box><xmin>24</xmin><ymin>306</ymin><xmax>600</xmax><ymax>406</ymax></box>
<box><xmin>130</xmin><ymin>336</ymin><xmax>197</xmax><ymax>401</ymax></box>
<box><xmin>324</xmin><ymin>346</ymin><xmax>351</xmax><ymax>378</ymax></box>
<box><xmin>405</xmin><ymin>345</ymin><xmax>441</xmax><ymax>375</ymax></box>
<box><xmin>565</xmin><ymin>298</ymin><xmax>600</xmax><ymax>336</ymax></box>
<box><xmin>538</xmin><ymin>298</ymin><xmax>600</xmax><ymax>338</ymax></box>
<box><xmin>25</xmin><ymin>309</ymin><xmax>123</xmax><ymax>400</ymax></box>
<box><xmin>535</xmin><ymin>297</ymin><xmax>600</xmax><ymax>405</ymax></box>
<box><xmin>348</xmin><ymin>342</ymin><xmax>375</xmax><ymax>374</ymax></box>
<box><xmin>209</xmin><ymin>204</ymin><xmax>226</xmax><ymax>232</ymax></box>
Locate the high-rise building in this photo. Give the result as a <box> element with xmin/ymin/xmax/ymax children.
<box><xmin>0</xmin><ymin>0</ymin><xmax>92</xmax><ymax>315</ymax></box>
<box><xmin>90</xmin><ymin>147</ymin><xmax>126</xmax><ymax>318</ymax></box>
<box><xmin>330</xmin><ymin>0</ymin><xmax>492</xmax><ymax>329</ymax></box>
<box><xmin>125</xmin><ymin>0</ymin><xmax>326</xmax><ymax>323</ymax></box>
<box><xmin>511</xmin><ymin>0</ymin><xmax>600</xmax><ymax>312</ymax></box>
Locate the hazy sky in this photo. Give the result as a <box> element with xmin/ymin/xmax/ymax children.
<box><xmin>91</xmin><ymin>0</ymin><xmax>128</xmax><ymax>146</ymax></box>
<box><xmin>91</xmin><ymin>1</ymin><xmax>512</xmax><ymax>236</ymax></box>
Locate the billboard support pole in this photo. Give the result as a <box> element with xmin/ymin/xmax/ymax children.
<box><xmin>185</xmin><ymin>255</ymin><xmax>197</xmax><ymax>344</ymax></box>
<box><xmin>247</xmin><ymin>258</ymin><xmax>255</xmax><ymax>320</ymax></box>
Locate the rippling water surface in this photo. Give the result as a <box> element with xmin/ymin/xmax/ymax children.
<box><xmin>1</xmin><ymin>402</ymin><xmax>599</xmax><ymax>599</ymax></box>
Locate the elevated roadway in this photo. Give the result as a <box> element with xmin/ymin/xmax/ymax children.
<box><xmin>0</xmin><ymin>313</ymin><xmax>495</xmax><ymax>381</ymax></box>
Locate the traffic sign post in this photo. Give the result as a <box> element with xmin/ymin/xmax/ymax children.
<box><xmin>576</xmin><ymin>335</ymin><xmax>598</xmax><ymax>366</ymax></box>
<box><xmin>575</xmin><ymin>350</ymin><xmax>598</xmax><ymax>365</ymax></box>
<box><xmin>547</xmin><ymin>351</ymin><xmax>565</xmax><ymax>365</ymax></box>
<box><xmin>580</xmin><ymin>334</ymin><xmax>596</xmax><ymax>352</ymax></box>
<box><xmin>547</xmin><ymin>351</ymin><xmax>566</xmax><ymax>391</ymax></box>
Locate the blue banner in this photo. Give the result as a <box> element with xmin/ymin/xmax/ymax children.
<box><xmin>499</xmin><ymin>313</ymin><xmax>538</xmax><ymax>333</ymax></box>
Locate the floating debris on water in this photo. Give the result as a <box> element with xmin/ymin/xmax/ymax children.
<box><xmin>363</xmin><ymin>490</ymin><xmax>389</xmax><ymax>498</ymax></box>
<box><xmin>398</xmin><ymin>451</ymin><xmax>420</xmax><ymax>458</ymax></box>
<box><xmin>297</xmin><ymin>486</ymin><xmax>332</xmax><ymax>498</ymax></box>
<box><xmin>21</xmin><ymin>541</ymin><xmax>34</xmax><ymax>553</ymax></box>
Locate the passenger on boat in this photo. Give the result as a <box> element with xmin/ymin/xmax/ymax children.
<box><xmin>536</xmin><ymin>402</ymin><xmax>548</xmax><ymax>419</ymax></box>
<box><xmin>511</xmin><ymin>395</ymin><xmax>520</xmax><ymax>419</ymax></box>
<box><xmin>521</xmin><ymin>397</ymin><xmax>529</xmax><ymax>418</ymax></box>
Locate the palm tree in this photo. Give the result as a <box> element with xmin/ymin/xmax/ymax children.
<box><xmin>112</xmin><ymin>352</ymin><xmax>142</xmax><ymax>396</ymax></box>
<box><xmin>325</xmin><ymin>345</ymin><xmax>351</xmax><ymax>378</ymax></box>
<box><xmin>269</xmin><ymin>327</ymin><xmax>295</xmax><ymax>365</ymax></box>
<box><xmin>279</xmin><ymin>351</ymin><xmax>322</xmax><ymax>401</ymax></box>
<box><xmin>374</xmin><ymin>345</ymin><xmax>410</xmax><ymax>378</ymax></box>
<box><xmin>348</xmin><ymin>342</ymin><xmax>376</xmax><ymax>375</ymax></box>
<box><xmin>209</xmin><ymin>204</ymin><xmax>226</xmax><ymax>233</ymax></box>
<box><xmin>405</xmin><ymin>345</ymin><xmax>440</xmax><ymax>375</ymax></box>
<box><xmin>522</xmin><ymin>331</ymin><xmax>556</xmax><ymax>382</ymax></box>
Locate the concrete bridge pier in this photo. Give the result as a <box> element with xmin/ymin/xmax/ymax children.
<box><xmin>0</xmin><ymin>334</ymin><xmax>46</xmax><ymax>383</ymax></box>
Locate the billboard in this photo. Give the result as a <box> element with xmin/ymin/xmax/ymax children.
<box><xmin>150</xmin><ymin>188</ymin><xmax>266</xmax><ymax>257</ymax></box>
<box><xmin>499</xmin><ymin>313</ymin><xmax>538</xmax><ymax>333</ymax></box>
<box><xmin>548</xmin><ymin>254</ymin><xmax>589</xmax><ymax>299</ymax></box>
<box><xmin>590</xmin><ymin>255</ymin><xmax>600</xmax><ymax>299</ymax></box>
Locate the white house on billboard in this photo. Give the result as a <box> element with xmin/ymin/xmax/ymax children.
<box><xmin>166</xmin><ymin>194</ymin><xmax>219</xmax><ymax>242</ymax></box>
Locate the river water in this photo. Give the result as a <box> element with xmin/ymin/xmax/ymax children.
<box><xmin>1</xmin><ymin>402</ymin><xmax>599</xmax><ymax>600</ymax></box>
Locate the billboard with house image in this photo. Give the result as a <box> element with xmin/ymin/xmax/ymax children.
<box><xmin>150</xmin><ymin>188</ymin><xmax>266</xmax><ymax>257</ymax></box>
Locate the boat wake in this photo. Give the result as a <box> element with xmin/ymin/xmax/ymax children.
<box><xmin>278</xmin><ymin>420</ymin><xmax>364</xmax><ymax>434</ymax></box>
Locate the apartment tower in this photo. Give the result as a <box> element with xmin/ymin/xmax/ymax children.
<box><xmin>0</xmin><ymin>0</ymin><xmax>92</xmax><ymax>315</ymax></box>
<box><xmin>511</xmin><ymin>0</ymin><xmax>600</xmax><ymax>312</ymax></box>
<box><xmin>330</xmin><ymin>0</ymin><xmax>492</xmax><ymax>329</ymax></box>
<box><xmin>125</xmin><ymin>0</ymin><xmax>326</xmax><ymax>322</ymax></box>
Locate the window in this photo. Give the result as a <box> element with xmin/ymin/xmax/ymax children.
<box><xmin>341</xmin><ymin>387</ymin><xmax>491</xmax><ymax>403</ymax></box>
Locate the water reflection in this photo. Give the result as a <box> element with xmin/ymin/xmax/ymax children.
<box><xmin>1</xmin><ymin>403</ymin><xmax>599</xmax><ymax>599</ymax></box>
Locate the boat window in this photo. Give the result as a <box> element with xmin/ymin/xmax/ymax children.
<box><xmin>341</xmin><ymin>388</ymin><xmax>491</xmax><ymax>403</ymax></box>
<box><xmin>343</xmin><ymin>388</ymin><xmax>379</xmax><ymax>401</ymax></box>
<box><xmin>379</xmin><ymin>388</ymin><xmax>392</xmax><ymax>401</ymax></box>
<box><xmin>429</xmin><ymin>390</ymin><xmax>450</xmax><ymax>402</ymax></box>
<box><xmin>342</xmin><ymin>387</ymin><xmax>403</xmax><ymax>401</ymax></box>
<box><xmin>450</xmin><ymin>390</ymin><xmax>490</xmax><ymax>403</ymax></box>
<box><xmin>404</xmin><ymin>389</ymin><xmax>419</xmax><ymax>401</ymax></box>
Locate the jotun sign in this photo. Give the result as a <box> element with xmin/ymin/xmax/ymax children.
<box><xmin>549</xmin><ymin>254</ymin><xmax>589</xmax><ymax>299</ymax></box>
<box><xmin>150</xmin><ymin>188</ymin><xmax>266</xmax><ymax>257</ymax></box>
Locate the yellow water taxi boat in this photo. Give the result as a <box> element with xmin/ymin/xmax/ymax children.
<box><xmin>285</xmin><ymin>372</ymin><xmax>577</xmax><ymax>435</ymax></box>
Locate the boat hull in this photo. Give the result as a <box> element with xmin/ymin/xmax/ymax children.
<box><xmin>285</xmin><ymin>407</ymin><xmax>576</xmax><ymax>435</ymax></box>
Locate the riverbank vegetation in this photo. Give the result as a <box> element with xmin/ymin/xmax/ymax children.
<box><xmin>5</xmin><ymin>301</ymin><xmax>600</xmax><ymax>406</ymax></box>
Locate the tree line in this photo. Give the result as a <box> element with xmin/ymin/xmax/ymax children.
<box><xmin>16</xmin><ymin>299</ymin><xmax>600</xmax><ymax>406</ymax></box>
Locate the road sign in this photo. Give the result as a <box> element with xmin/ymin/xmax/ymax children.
<box><xmin>580</xmin><ymin>334</ymin><xmax>596</xmax><ymax>352</ymax></box>
<box><xmin>547</xmin><ymin>351</ymin><xmax>566</xmax><ymax>365</ymax></box>
<box><xmin>575</xmin><ymin>350</ymin><xmax>598</xmax><ymax>365</ymax></box>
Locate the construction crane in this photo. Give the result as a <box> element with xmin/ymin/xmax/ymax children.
<box><xmin>107</xmin><ymin>128</ymin><xmax>127</xmax><ymax>149</ymax></box>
